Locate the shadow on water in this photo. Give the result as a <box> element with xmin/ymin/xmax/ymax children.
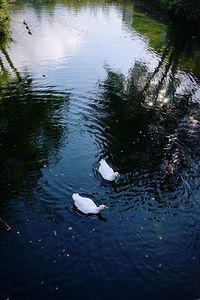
<box><xmin>72</xmin><ymin>205</ymin><xmax>108</xmax><ymax>221</ymax></box>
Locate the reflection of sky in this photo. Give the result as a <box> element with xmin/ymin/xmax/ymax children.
<box><xmin>3</xmin><ymin>3</ymin><xmax>199</xmax><ymax>97</ymax></box>
<box><xmin>10</xmin><ymin>7</ymin><xmax>83</xmax><ymax>67</ymax></box>
<box><xmin>7</xmin><ymin>4</ymin><xmax>159</xmax><ymax>91</ymax></box>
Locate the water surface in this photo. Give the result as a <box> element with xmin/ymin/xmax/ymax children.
<box><xmin>1</xmin><ymin>1</ymin><xmax>200</xmax><ymax>299</ymax></box>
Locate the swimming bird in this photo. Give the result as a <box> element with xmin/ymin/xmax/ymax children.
<box><xmin>98</xmin><ymin>159</ymin><xmax>119</xmax><ymax>181</ymax></box>
<box><xmin>26</xmin><ymin>77</ymin><xmax>33</xmax><ymax>85</ymax></box>
<box><xmin>72</xmin><ymin>193</ymin><xmax>108</xmax><ymax>214</ymax></box>
<box><xmin>165</xmin><ymin>162</ymin><xmax>173</xmax><ymax>174</ymax></box>
<box><xmin>188</xmin><ymin>116</ymin><xmax>198</xmax><ymax>125</ymax></box>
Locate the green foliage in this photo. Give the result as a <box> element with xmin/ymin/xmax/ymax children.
<box><xmin>0</xmin><ymin>0</ymin><xmax>9</xmax><ymax>38</ymax></box>
<box><xmin>157</xmin><ymin>0</ymin><xmax>200</xmax><ymax>23</ymax></box>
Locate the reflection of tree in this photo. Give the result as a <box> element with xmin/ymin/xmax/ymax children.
<box><xmin>92</xmin><ymin>61</ymin><xmax>200</xmax><ymax>207</ymax></box>
<box><xmin>0</xmin><ymin>46</ymin><xmax>22</xmax><ymax>80</ymax></box>
<box><xmin>11</xmin><ymin>0</ymin><xmax>109</xmax><ymax>12</ymax></box>
<box><xmin>0</xmin><ymin>70</ymin><xmax>70</xmax><ymax>203</ymax></box>
<box><xmin>122</xmin><ymin>0</ymin><xmax>200</xmax><ymax>79</ymax></box>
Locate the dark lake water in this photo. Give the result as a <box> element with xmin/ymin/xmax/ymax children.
<box><xmin>1</xmin><ymin>1</ymin><xmax>200</xmax><ymax>299</ymax></box>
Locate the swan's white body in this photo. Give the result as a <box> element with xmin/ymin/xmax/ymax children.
<box><xmin>72</xmin><ymin>193</ymin><xmax>107</xmax><ymax>214</ymax></box>
<box><xmin>99</xmin><ymin>159</ymin><xmax>119</xmax><ymax>181</ymax></box>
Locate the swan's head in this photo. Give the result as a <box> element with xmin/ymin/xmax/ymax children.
<box><xmin>98</xmin><ymin>205</ymin><xmax>108</xmax><ymax>212</ymax></box>
<box><xmin>114</xmin><ymin>172</ymin><xmax>120</xmax><ymax>178</ymax></box>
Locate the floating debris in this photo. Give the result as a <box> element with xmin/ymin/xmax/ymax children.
<box><xmin>53</xmin><ymin>231</ymin><xmax>57</xmax><ymax>237</ymax></box>
<box><xmin>0</xmin><ymin>218</ymin><xmax>11</xmax><ymax>231</ymax></box>
<box><xmin>159</xmin><ymin>236</ymin><xmax>163</xmax><ymax>240</ymax></box>
<box><xmin>68</xmin><ymin>227</ymin><xmax>72</xmax><ymax>230</ymax></box>
<box><xmin>158</xmin><ymin>263</ymin><xmax>162</xmax><ymax>267</ymax></box>
<box><xmin>17</xmin><ymin>231</ymin><xmax>20</xmax><ymax>234</ymax></box>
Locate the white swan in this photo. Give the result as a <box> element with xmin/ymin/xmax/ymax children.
<box><xmin>98</xmin><ymin>159</ymin><xmax>119</xmax><ymax>181</ymax></box>
<box><xmin>72</xmin><ymin>193</ymin><xmax>108</xmax><ymax>214</ymax></box>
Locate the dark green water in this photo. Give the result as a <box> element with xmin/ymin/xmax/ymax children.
<box><xmin>0</xmin><ymin>1</ymin><xmax>200</xmax><ymax>299</ymax></box>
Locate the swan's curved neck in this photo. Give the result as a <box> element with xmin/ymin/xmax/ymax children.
<box><xmin>95</xmin><ymin>205</ymin><xmax>104</xmax><ymax>214</ymax></box>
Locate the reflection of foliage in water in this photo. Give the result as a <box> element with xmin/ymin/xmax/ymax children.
<box><xmin>132</xmin><ymin>12</ymin><xmax>168</xmax><ymax>52</ymax></box>
<box><xmin>93</xmin><ymin>61</ymin><xmax>200</xmax><ymax>207</ymax></box>
<box><xmin>9</xmin><ymin>0</ymin><xmax>200</xmax><ymax>79</ymax></box>
<box><xmin>122</xmin><ymin>2</ymin><xmax>200</xmax><ymax>79</ymax></box>
<box><xmin>10</xmin><ymin>0</ymin><xmax>110</xmax><ymax>12</ymax></box>
<box><xmin>158</xmin><ymin>0</ymin><xmax>200</xmax><ymax>24</ymax></box>
<box><xmin>0</xmin><ymin>66</ymin><xmax>70</xmax><ymax>201</ymax></box>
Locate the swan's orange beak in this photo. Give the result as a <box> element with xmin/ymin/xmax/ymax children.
<box><xmin>104</xmin><ymin>205</ymin><xmax>108</xmax><ymax>209</ymax></box>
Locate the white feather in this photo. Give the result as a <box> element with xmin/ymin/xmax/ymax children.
<box><xmin>72</xmin><ymin>193</ymin><xmax>106</xmax><ymax>214</ymax></box>
<box><xmin>98</xmin><ymin>159</ymin><xmax>118</xmax><ymax>181</ymax></box>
